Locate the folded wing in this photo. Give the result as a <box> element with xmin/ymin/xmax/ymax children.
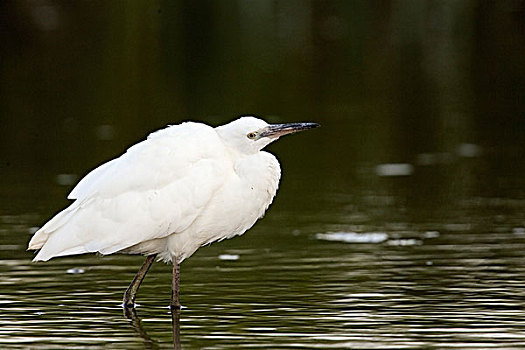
<box><xmin>29</xmin><ymin>122</ymin><xmax>228</xmax><ymax>261</ymax></box>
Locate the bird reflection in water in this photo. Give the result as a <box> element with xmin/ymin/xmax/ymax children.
<box><xmin>124</xmin><ymin>307</ymin><xmax>181</xmax><ymax>350</ymax></box>
<box><xmin>171</xmin><ymin>309</ymin><xmax>181</xmax><ymax>350</ymax></box>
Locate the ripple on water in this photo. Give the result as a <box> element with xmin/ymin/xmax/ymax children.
<box><xmin>3</xmin><ymin>207</ymin><xmax>525</xmax><ymax>348</ymax></box>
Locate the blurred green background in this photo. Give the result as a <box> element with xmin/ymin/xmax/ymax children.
<box><xmin>1</xmin><ymin>0</ymin><xmax>524</xmax><ymax>225</ymax></box>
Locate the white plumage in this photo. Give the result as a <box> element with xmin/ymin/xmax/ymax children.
<box><xmin>28</xmin><ymin>116</ymin><xmax>318</xmax><ymax>307</ymax></box>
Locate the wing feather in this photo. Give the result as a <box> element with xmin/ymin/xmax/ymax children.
<box><xmin>30</xmin><ymin>122</ymin><xmax>228</xmax><ymax>261</ymax></box>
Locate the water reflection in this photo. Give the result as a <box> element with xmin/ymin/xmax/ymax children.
<box><xmin>2</xmin><ymin>204</ymin><xmax>525</xmax><ymax>348</ymax></box>
<box><xmin>124</xmin><ymin>307</ymin><xmax>182</xmax><ymax>350</ymax></box>
<box><xmin>125</xmin><ymin>308</ymin><xmax>150</xmax><ymax>347</ymax></box>
<box><xmin>171</xmin><ymin>309</ymin><xmax>181</xmax><ymax>350</ymax></box>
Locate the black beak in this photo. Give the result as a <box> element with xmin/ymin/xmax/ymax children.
<box><xmin>259</xmin><ymin>122</ymin><xmax>320</xmax><ymax>139</ymax></box>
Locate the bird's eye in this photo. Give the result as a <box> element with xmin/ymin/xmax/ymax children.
<box><xmin>247</xmin><ymin>132</ymin><xmax>257</xmax><ymax>140</ymax></box>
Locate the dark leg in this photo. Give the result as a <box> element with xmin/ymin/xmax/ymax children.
<box><xmin>171</xmin><ymin>306</ymin><xmax>182</xmax><ymax>349</ymax></box>
<box><xmin>123</xmin><ymin>254</ymin><xmax>157</xmax><ymax>308</ymax></box>
<box><xmin>171</xmin><ymin>260</ymin><xmax>181</xmax><ymax>309</ymax></box>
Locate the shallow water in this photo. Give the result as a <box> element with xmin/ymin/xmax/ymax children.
<box><xmin>2</xmin><ymin>184</ymin><xmax>525</xmax><ymax>349</ymax></box>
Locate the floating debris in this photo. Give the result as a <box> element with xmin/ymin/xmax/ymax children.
<box><xmin>513</xmin><ymin>227</ymin><xmax>525</xmax><ymax>235</ymax></box>
<box><xmin>315</xmin><ymin>232</ymin><xmax>388</xmax><ymax>244</ymax></box>
<box><xmin>375</xmin><ymin>163</ymin><xmax>414</xmax><ymax>177</ymax></box>
<box><xmin>386</xmin><ymin>239</ymin><xmax>422</xmax><ymax>246</ymax></box>
<box><xmin>218</xmin><ymin>254</ymin><xmax>240</xmax><ymax>261</ymax></box>
<box><xmin>422</xmin><ymin>231</ymin><xmax>440</xmax><ymax>238</ymax></box>
<box><xmin>66</xmin><ymin>268</ymin><xmax>85</xmax><ymax>274</ymax></box>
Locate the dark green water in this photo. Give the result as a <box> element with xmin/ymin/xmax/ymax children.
<box><xmin>2</xmin><ymin>1</ymin><xmax>525</xmax><ymax>349</ymax></box>
<box><xmin>2</xmin><ymin>186</ymin><xmax>525</xmax><ymax>349</ymax></box>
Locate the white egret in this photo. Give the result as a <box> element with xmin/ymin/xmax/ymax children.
<box><xmin>28</xmin><ymin>116</ymin><xmax>319</xmax><ymax>308</ymax></box>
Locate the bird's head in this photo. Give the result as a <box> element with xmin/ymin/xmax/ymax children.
<box><xmin>216</xmin><ymin>116</ymin><xmax>320</xmax><ymax>155</ymax></box>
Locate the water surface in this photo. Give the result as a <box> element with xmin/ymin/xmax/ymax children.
<box><xmin>2</xmin><ymin>179</ymin><xmax>525</xmax><ymax>348</ymax></box>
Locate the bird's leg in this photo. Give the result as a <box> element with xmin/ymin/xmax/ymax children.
<box><xmin>123</xmin><ymin>254</ymin><xmax>157</xmax><ymax>308</ymax></box>
<box><xmin>171</xmin><ymin>260</ymin><xmax>181</xmax><ymax>309</ymax></box>
<box><xmin>171</xmin><ymin>305</ymin><xmax>182</xmax><ymax>349</ymax></box>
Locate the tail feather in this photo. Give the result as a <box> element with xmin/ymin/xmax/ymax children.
<box><xmin>30</xmin><ymin>220</ymin><xmax>92</xmax><ymax>262</ymax></box>
<box><xmin>28</xmin><ymin>190</ymin><xmax>178</xmax><ymax>262</ymax></box>
<box><xmin>33</xmin><ymin>245</ymin><xmax>87</xmax><ymax>262</ymax></box>
<box><xmin>28</xmin><ymin>204</ymin><xmax>80</xmax><ymax>251</ymax></box>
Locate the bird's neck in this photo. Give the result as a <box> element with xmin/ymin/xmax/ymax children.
<box><xmin>233</xmin><ymin>152</ymin><xmax>281</xmax><ymax>194</ymax></box>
